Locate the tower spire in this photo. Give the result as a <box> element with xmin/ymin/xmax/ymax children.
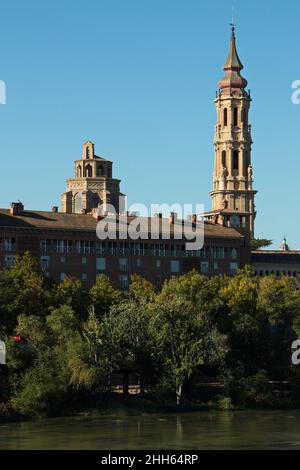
<box><xmin>218</xmin><ymin>25</ymin><xmax>247</xmax><ymax>91</ymax></box>
<box><xmin>206</xmin><ymin>25</ymin><xmax>257</xmax><ymax>242</ymax></box>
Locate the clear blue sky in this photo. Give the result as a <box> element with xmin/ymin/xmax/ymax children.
<box><xmin>0</xmin><ymin>0</ymin><xmax>299</xmax><ymax>249</ymax></box>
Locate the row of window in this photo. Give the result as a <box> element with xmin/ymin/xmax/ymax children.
<box><xmin>223</xmin><ymin>107</ymin><xmax>248</xmax><ymax>127</ymax></box>
<box><xmin>0</xmin><ymin>238</ymin><xmax>239</xmax><ymax>260</ymax></box>
<box><xmin>76</xmin><ymin>163</ymin><xmax>109</xmax><ymax>178</ymax></box>
<box><xmin>221</xmin><ymin>149</ymin><xmax>247</xmax><ymax>172</ymax></box>
<box><xmin>201</xmin><ymin>261</ymin><xmax>238</xmax><ymax>275</ymax></box>
<box><xmin>254</xmin><ymin>270</ymin><xmax>300</xmax><ymax>278</ymax></box>
<box><xmin>39</xmin><ymin>240</ymin><xmax>238</xmax><ymax>259</ymax></box>
<box><xmin>2</xmin><ymin>255</ymin><xmax>239</xmax><ymax>286</ymax></box>
<box><xmin>41</xmin><ymin>256</ymin><xmax>178</xmax><ymax>274</ymax></box>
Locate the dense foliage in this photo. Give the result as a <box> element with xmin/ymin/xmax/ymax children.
<box><xmin>250</xmin><ymin>238</ymin><xmax>273</xmax><ymax>250</ymax></box>
<box><xmin>0</xmin><ymin>253</ymin><xmax>300</xmax><ymax>417</ymax></box>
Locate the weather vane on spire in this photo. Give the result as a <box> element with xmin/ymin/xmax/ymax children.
<box><xmin>230</xmin><ymin>5</ymin><xmax>235</xmax><ymax>32</ymax></box>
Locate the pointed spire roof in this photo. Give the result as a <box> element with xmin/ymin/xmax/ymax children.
<box><xmin>223</xmin><ymin>25</ymin><xmax>244</xmax><ymax>71</ymax></box>
<box><xmin>218</xmin><ymin>25</ymin><xmax>248</xmax><ymax>92</ymax></box>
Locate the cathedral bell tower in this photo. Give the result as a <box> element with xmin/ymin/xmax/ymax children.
<box><xmin>206</xmin><ymin>25</ymin><xmax>257</xmax><ymax>241</ymax></box>
<box><xmin>61</xmin><ymin>141</ymin><xmax>124</xmax><ymax>214</ymax></box>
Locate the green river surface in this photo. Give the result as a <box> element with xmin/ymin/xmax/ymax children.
<box><xmin>1</xmin><ymin>410</ymin><xmax>300</xmax><ymax>449</ymax></box>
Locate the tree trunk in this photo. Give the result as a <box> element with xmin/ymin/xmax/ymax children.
<box><xmin>123</xmin><ymin>371</ymin><xmax>129</xmax><ymax>396</ymax></box>
<box><xmin>176</xmin><ymin>384</ymin><xmax>182</xmax><ymax>405</ymax></box>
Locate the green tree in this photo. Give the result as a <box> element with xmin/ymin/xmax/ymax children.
<box><xmin>0</xmin><ymin>252</ymin><xmax>47</xmax><ymax>332</ymax></box>
<box><xmin>102</xmin><ymin>300</ymin><xmax>156</xmax><ymax>394</ymax></box>
<box><xmin>151</xmin><ymin>298</ymin><xmax>227</xmax><ymax>405</ymax></box>
<box><xmin>47</xmin><ymin>304</ymin><xmax>80</xmax><ymax>342</ymax></box>
<box><xmin>219</xmin><ymin>267</ymin><xmax>268</xmax><ymax>375</ymax></box>
<box><xmin>67</xmin><ymin>307</ymin><xmax>114</xmax><ymax>391</ymax></box>
<box><xmin>12</xmin><ymin>348</ymin><xmax>69</xmax><ymax>416</ymax></box>
<box><xmin>128</xmin><ymin>274</ymin><xmax>156</xmax><ymax>303</ymax></box>
<box><xmin>89</xmin><ymin>275</ymin><xmax>122</xmax><ymax>318</ymax></box>
<box><xmin>159</xmin><ymin>270</ymin><xmax>210</xmax><ymax>305</ymax></box>
<box><xmin>257</xmin><ymin>275</ymin><xmax>299</xmax><ymax>378</ymax></box>
<box><xmin>250</xmin><ymin>238</ymin><xmax>272</xmax><ymax>250</ymax></box>
<box><xmin>54</xmin><ymin>277</ymin><xmax>87</xmax><ymax>320</ymax></box>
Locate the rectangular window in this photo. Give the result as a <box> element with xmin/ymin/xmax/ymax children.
<box><xmin>40</xmin><ymin>239</ymin><xmax>51</xmax><ymax>252</ymax></box>
<box><xmin>214</xmin><ymin>262</ymin><xmax>218</xmax><ymax>270</ymax></box>
<box><xmin>119</xmin><ymin>274</ymin><xmax>129</xmax><ymax>291</ymax></box>
<box><xmin>212</xmin><ymin>247</ymin><xmax>225</xmax><ymax>259</ymax></box>
<box><xmin>76</xmin><ymin>240</ymin><xmax>94</xmax><ymax>254</ymax></box>
<box><xmin>119</xmin><ymin>242</ymin><xmax>128</xmax><ymax>255</ymax></box>
<box><xmin>170</xmin><ymin>260</ymin><xmax>180</xmax><ymax>274</ymax></box>
<box><xmin>136</xmin><ymin>259</ymin><xmax>142</xmax><ymax>267</ymax></box>
<box><xmin>233</xmin><ymin>151</ymin><xmax>239</xmax><ymax>171</ymax></box>
<box><xmin>55</xmin><ymin>240</ymin><xmax>72</xmax><ymax>253</ymax></box>
<box><xmin>233</xmin><ymin>107</ymin><xmax>238</xmax><ymax>126</ymax></box>
<box><xmin>60</xmin><ymin>272</ymin><xmax>66</xmax><ymax>282</ymax></box>
<box><xmin>60</xmin><ymin>256</ymin><xmax>66</xmax><ymax>264</ymax></box>
<box><xmin>4</xmin><ymin>255</ymin><xmax>15</xmax><ymax>268</ymax></box>
<box><xmin>119</xmin><ymin>258</ymin><xmax>128</xmax><ymax>272</ymax></box>
<box><xmin>230</xmin><ymin>262</ymin><xmax>238</xmax><ymax>275</ymax></box>
<box><xmin>156</xmin><ymin>259</ymin><xmax>161</xmax><ymax>268</ymax></box>
<box><xmin>155</xmin><ymin>275</ymin><xmax>162</xmax><ymax>284</ymax></box>
<box><xmin>4</xmin><ymin>238</ymin><xmax>16</xmax><ymax>252</ymax></box>
<box><xmin>82</xmin><ymin>257</ymin><xmax>87</xmax><ymax>265</ymax></box>
<box><xmin>96</xmin><ymin>241</ymin><xmax>106</xmax><ymax>254</ymax></box>
<box><xmin>200</xmin><ymin>247</ymin><xmax>209</xmax><ymax>258</ymax></box>
<box><xmin>108</xmin><ymin>241</ymin><xmax>117</xmax><ymax>255</ymax></box>
<box><xmin>96</xmin><ymin>257</ymin><xmax>106</xmax><ymax>272</ymax></box>
<box><xmin>201</xmin><ymin>261</ymin><xmax>209</xmax><ymax>275</ymax></box>
<box><xmin>81</xmin><ymin>273</ymin><xmax>87</xmax><ymax>281</ymax></box>
<box><xmin>40</xmin><ymin>256</ymin><xmax>50</xmax><ymax>270</ymax></box>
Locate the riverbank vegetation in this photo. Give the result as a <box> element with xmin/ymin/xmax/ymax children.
<box><xmin>1</xmin><ymin>252</ymin><xmax>300</xmax><ymax>419</ymax></box>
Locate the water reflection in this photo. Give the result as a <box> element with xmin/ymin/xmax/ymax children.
<box><xmin>0</xmin><ymin>410</ymin><xmax>299</xmax><ymax>450</ymax></box>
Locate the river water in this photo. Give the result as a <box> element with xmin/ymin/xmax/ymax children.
<box><xmin>0</xmin><ymin>410</ymin><xmax>300</xmax><ymax>449</ymax></box>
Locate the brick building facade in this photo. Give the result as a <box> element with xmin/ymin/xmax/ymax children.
<box><xmin>0</xmin><ymin>204</ymin><xmax>249</xmax><ymax>289</ymax></box>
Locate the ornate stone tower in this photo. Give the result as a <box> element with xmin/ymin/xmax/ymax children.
<box><xmin>207</xmin><ymin>26</ymin><xmax>256</xmax><ymax>241</ymax></box>
<box><xmin>61</xmin><ymin>141</ymin><xmax>124</xmax><ymax>214</ymax></box>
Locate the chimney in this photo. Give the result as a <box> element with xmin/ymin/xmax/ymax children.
<box><xmin>92</xmin><ymin>207</ymin><xmax>103</xmax><ymax>221</ymax></box>
<box><xmin>51</xmin><ymin>206</ymin><xmax>58</xmax><ymax>213</ymax></box>
<box><xmin>10</xmin><ymin>202</ymin><xmax>24</xmax><ymax>216</ymax></box>
<box><xmin>169</xmin><ymin>212</ymin><xmax>177</xmax><ymax>224</ymax></box>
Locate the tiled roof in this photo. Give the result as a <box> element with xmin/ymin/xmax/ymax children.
<box><xmin>0</xmin><ymin>209</ymin><xmax>244</xmax><ymax>239</ymax></box>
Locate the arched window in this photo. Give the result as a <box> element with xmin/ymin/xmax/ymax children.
<box><xmin>74</xmin><ymin>193</ymin><xmax>82</xmax><ymax>214</ymax></box>
<box><xmin>233</xmin><ymin>107</ymin><xmax>238</xmax><ymax>126</ymax></box>
<box><xmin>77</xmin><ymin>165</ymin><xmax>82</xmax><ymax>178</ymax></box>
<box><xmin>223</xmin><ymin>108</ymin><xmax>228</xmax><ymax>126</ymax></box>
<box><xmin>96</xmin><ymin>165</ymin><xmax>104</xmax><ymax>177</ymax></box>
<box><xmin>241</xmin><ymin>109</ymin><xmax>247</xmax><ymax>125</ymax></box>
<box><xmin>233</xmin><ymin>150</ymin><xmax>239</xmax><ymax>170</ymax></box>
<box><xmin>85</xmin><ymin>164</ymin><xmax>92</xmax><ymax>177</ymax></box>
<box><xmin>221</xmin><ymin>150</ymin><xmax>226</xmax><ymax>167</ymax></box>
<box><xmin>86</xmin><ymin>147</ymin><xmax>90</xmax><ymax>159</ymax></box>
<box><xmin>91</xmin><ymin>193</ymin><xmax>100</xmax><ymax>208</ymax></box>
